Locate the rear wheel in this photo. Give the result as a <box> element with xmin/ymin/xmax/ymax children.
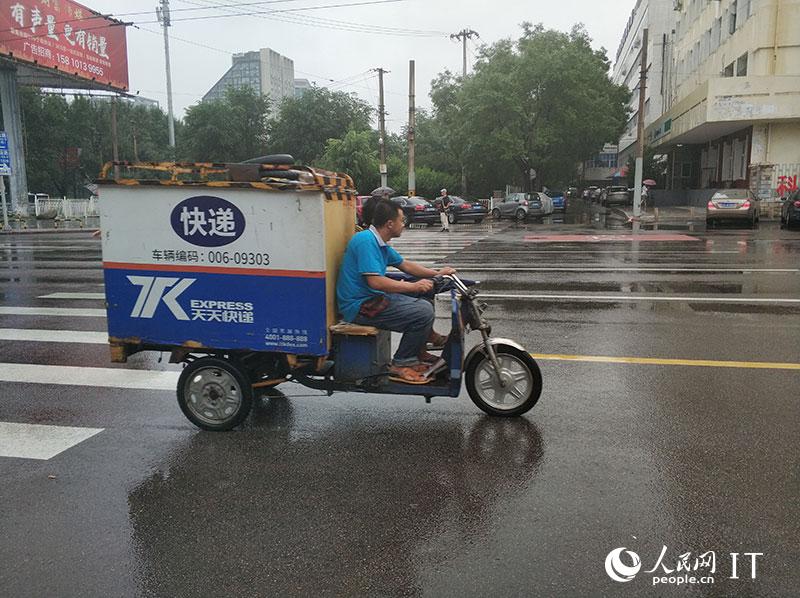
<box><xmin>491</xmin><ymin>208</ymin><xmax>501</xmax><ymax>220</ymax></box>
<box><xmin>448</xmin><ymin>212</ymin><xmax>457</xmax><ymax>224</ymax></box>
<box><xmin>515</xmin><ymin>209</ymin><xmax>526</xmax><ymax>222</ymax></box>
<box><xmin>177</xmin><ymin>357</ymin><xmax>253</xmax><ymax>431</ymax></box>
<box><xmin>466</xmin><ymin>345</ymin><xmax>542</xmax><ymax>417</ymax></box>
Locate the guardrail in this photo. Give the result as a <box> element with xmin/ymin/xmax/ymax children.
<box><xmin>34</xmin><ymin>197</ymin><xmax>99</xmax><ymax>220</ymax></box>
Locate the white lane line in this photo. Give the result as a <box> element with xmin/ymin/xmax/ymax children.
<box><xmin>450</xmin><ymin>294</ymin><xmax>800</xmax><ymax>304</ymax></box>
<box><xmin>0</xmin><ymin>306</ymin><xmax>106</xmax><ymax>317</ymax></box>
<box><xmin>450</xmin><ymin>267</ymin><xmax>800</xmax><ymax>273</ymax></box>
<box><xmin>0</xmin><ymin>329</ymin><xmax>107</xmax><ymax>343</ymax></box>
<box><xmin>0</xmin><ymin>422</ymin><xmax>104</xmax><ymax>461</ymax></box>
<box><xmin>0</xmin><ymin>363</ymin><xmax>178</xmax><ymax>390</ymax></box>
<box><xmin>37</xmin><ymin>292</ymin><xmax>105</xmax><ymax>300</ymax></box>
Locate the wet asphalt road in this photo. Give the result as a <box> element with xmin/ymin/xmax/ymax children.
<box><xmin>1</xmin><ymin>208</ymin><xmax>799</xmax><ymax>597</ymax></box>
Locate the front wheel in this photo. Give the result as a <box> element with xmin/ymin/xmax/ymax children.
<box><xmin>447</xmin><ymin>212</ymin><xmax>457</xmax><ymax>224</ymax></box>
<box><xmin>492</xmin><ymin>208</ymin><xmax>501</xmax><ymax>220</ymax></box>
<box><xmin>466</xmin><ymin>344</ymin><xmax>542</xmax><ymax>417</ymax></box>
<box><xmin>177</xmin><ymin>357</ymin><xmax>253</xmax><ymax>431</ymax></box>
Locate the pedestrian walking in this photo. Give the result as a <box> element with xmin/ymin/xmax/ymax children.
<box><xmin>437</xmin><ymin>189</ymin><xmax>452</xmax><ymax>232</ymax></box>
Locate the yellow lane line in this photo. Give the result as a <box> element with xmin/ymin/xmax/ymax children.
<box><xmin>530</xmin><ymin>354</ymin><xmax>800</xmax><ymax>371</ymax></box>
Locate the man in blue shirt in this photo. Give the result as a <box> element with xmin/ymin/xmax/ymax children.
<box><xmin>337</xmin><ymin>200</ymin><xmax>455</xmax><ymax>384</ymax></box>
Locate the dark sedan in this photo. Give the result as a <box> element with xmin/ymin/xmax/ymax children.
<box><xmin>780</xmin><ymin>190</ymin><xmax>800</xmax><ymax>230</ymax></box>
<box><xmin>391</xmin><ymin>196</ymin><xmax>440</xmax><ymax>226</ymax></box>
<box><xmin>442</xmin><ymin>196</ymin><xmax>488</xmax><ymax>224</ymax></box>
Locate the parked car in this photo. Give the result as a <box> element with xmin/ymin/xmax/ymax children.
<box><xmin>391</xmin><ymin>195</ymin><xmax>439</xmax><ymax>226</ymax></box>
<box><xmin>492</xmin><ymin>192</ymin><xmax>553</xmax><ymax>221</ymax></box>
<box><xmin>440</xmin><ymin>196</ymin><xmax>487</xmax><ymax>224</ymax></box>
<box><xmin>706</xmin><ymin>189</ymin><xmax>760</xmax><ymax>228</ymax></box>
<box><xmin>780</xmin><ymin>190</ymin><xmax>800</xmax><ymax>230</ymax></box>
<box><xmin>601</xmin><ymin>186</ymin><xmax>632</xmax><ymax>207</ymax></box>
<box><xmin>547</xmin><ymin>189</ymin><xmax>566</xmax><ymax>211</ymax></box>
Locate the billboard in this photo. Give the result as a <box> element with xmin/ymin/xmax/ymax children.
<box><xmin>0</xmin><ymin>0</ymin><xmax>129</xmax><ymax>90</ymax></box>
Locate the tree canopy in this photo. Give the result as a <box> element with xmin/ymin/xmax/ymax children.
<box><xmin>268</xmin><ymin>87</ymin><xmax>373</xmax><ymax>164</ymax></box>
<box><xmin>182</xmin><ymin>86</ymin><xmax>271</xmax><ymax>162</ymax></box>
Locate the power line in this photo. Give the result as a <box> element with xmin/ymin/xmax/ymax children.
<box><xmin>0</xmin><ymin>0</ymin><xmax>427</xmax><ymax>44</ymax></box>
<box><xmin>176</xmin><ymin>0</ymin><xmax>445</xmax><ymax>38</ymax></box>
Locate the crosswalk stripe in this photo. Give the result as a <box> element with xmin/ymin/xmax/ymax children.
<box><xmin>0</xmin><ymin>422</ymin><xmax>105</xmax><ymax>461</ymax></box>
<box><xmin>0</xmin><ymin>363</ymin><xmax>178</xmax><ymax>390</ymax></box>
<box><xmin>0</xmin><ymin>329</ymin><xmax>107</xmax><ymax>343</ymax></box>
<box><xmin>0</xmin><ymin>306</ymin><xmax>106</xmax><ymax>317</ymax></box>
<box><xmin>38</xmin><ymin>293</ymin><xmax>106</xmax><ymax>300</ymax></box>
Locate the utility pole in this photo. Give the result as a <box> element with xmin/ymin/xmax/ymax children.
<box><xmin>633</xmin><ymin>28</ymin><xmax>649</xmax><ymax>219</ymax></box>
<box><xmin>157</xmin><ymin>0</ymin><xmax>176</xmax><ymax>151</ymax></box>
<box><xmin>375</xmin><ymin>68</ymin><xmax>388</xmax><ymax>188</ymax></box>
<box><xmin>450</xmin><ymin>29</ymin><xmax>479</xmax><ymax>78</ymax></box>
<box><xmin>408</xmin><ymin>60</ymin><xmax>416</xmax><ymax>197</ymax></box>
<box><xmin>450</xmin><ymin>29</ymin><xmax>478</xmax><ymax>196</ymax></box>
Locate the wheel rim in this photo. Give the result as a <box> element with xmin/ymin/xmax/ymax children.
<box><xmin>184</xmin><ymin>366</ymin><xmax>243</xmax><ymax>425</ymax></box>
<box><xmin>474</xmin><ymin>353</ymin><xmax>533</xmax><ymax>411</ymax></box>
<box><xmin>516</xmin><ymin>211</ymin><xmax>525</xmax><ymax>221</ymax></box>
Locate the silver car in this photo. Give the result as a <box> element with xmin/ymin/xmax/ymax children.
<box><xmin>706</xmin><ymin>189</ymin><xmax>760</xmax><ymax>228</ymax></box>
<box><xmin>492</xmin><ymin>192</ymin><xmax>553</xmax><ymax>221</ymax></box>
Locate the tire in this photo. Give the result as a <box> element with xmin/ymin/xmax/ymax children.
<box><xmin>491</xmin><ymin>208</ymin><xmax>501</xmax><ymax>220</ymax></box>
<box><xmin>466</xmin><ymin>344</ymin><xmax>542</xmax><ymax>417</ymax></box>
<box><xmin>177</xmin><ymin>357</ymin><xmax>253</xmax><ymax>431</ymax></box>
<box><xmin>448</xmin><ymin>212</ymin><xmax>457</xmax><ymax>224</ymax></box>
<box><xmin>515</xmin><ymin>209</ymin><xmax>526</xmax><ymax>222</ymax></box>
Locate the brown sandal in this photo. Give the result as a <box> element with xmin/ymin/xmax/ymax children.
<box><xmin>388</xmin><ymin>366</ymin><xmax>432</xmax><ymax>385</ymax></box>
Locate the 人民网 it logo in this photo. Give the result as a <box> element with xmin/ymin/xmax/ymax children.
<box><xmin>605</xmin><ymin>547</ymin><xmax>642</xmax><ymax>583</ymax></box>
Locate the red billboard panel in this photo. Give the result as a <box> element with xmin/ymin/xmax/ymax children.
<box><xmin>0</xmin><ymin>0</ymin><xmax>129</xmax><ymax>90</ymax></box>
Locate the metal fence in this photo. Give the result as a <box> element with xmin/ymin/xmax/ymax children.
<box><xmin>33</xmin><ymin>197</ymin><xmax>99</xmax><ymax>220</ymax></box>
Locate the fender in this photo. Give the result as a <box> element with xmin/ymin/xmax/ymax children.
<box><xmin>464</xmin><ymin>337</ymin><xmax>528</xmax><ymax>370</ymax></box>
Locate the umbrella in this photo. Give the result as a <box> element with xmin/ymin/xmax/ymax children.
<box><xmin>643</xmin><ymin>179</ymin><xmax>657</xmax><ymax>186</ymax></box>
<box><xmin>370</xmin><ymin>186</ymin><xmax>395</xmax><ymax>198</ymax></box>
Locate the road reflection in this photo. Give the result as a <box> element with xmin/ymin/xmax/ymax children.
<box><xmin>128</xmin><ymin>390</ymin><xmax>545</xmax><ymax>596</ymax></box>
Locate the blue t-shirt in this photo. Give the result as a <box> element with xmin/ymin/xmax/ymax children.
<box><xmin>337</xmin><ymin>227</ymin><xmax>404</xmax><ymax>322</ymax></box>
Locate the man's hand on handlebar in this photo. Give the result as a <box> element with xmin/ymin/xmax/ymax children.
<box><xmin>412</xmin><ymin>279</ymin><xmax>434</xmax><ymax>294</ymax></box>
<box><xmin>437</xmin><ymin>267</ymin><xmax>457</xmax><ymax>276</ymax></box>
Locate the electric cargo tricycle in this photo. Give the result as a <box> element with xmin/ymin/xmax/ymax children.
<box><xmin>98</xmin><ymin>159</ymin><xmax>543</xmax><ymax>431</ymax></box>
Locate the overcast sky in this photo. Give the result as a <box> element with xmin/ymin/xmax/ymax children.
<box><xmin>86</xmin><ymin>0</ymin><xmax>632</xmax><ymax>133</ymax></box>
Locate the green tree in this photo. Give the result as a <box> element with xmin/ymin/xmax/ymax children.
<box><xmin>269</xmin><ymin>87</ymin><xmax>373</xmax><ymax>164</ymax></box>
<box><xmin>18</xmin><ymin>89</ymin><xmax>178</xmax><ymax>197</ymax></box>
<box><xmin>182</xmin><ymin>86</ymin><xmax>271</xmax><ymax>162</ymax></box>
<box><xmin>431</xmin><ymin>23</ymin><xmax>630</xmax><ymax>197</ymax></box>
<box><xmin>318</xmin><ymin>128</ymin><xmax>380</xmax><ymax>192</ymax></box>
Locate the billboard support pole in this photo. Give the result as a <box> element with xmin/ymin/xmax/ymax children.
<box><xmin>0</xmin><ymin>66</ymin><xmax>28</xmax><ymax>215</ymax></box>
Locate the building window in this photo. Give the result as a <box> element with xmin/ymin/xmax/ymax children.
<box><xmin>723</xmin><ymin>62</ymin><xmax>735</xmax><ymax>77</ymax></box>
<box><xmin>729</xmin><ymin>0</ymin><xmax>738</xmax><ymax>35</ymax></box>
<box><xmin>736</xmin><ymin>53</ymin><xmax>748</xmax><ymax>76</ymax></box>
